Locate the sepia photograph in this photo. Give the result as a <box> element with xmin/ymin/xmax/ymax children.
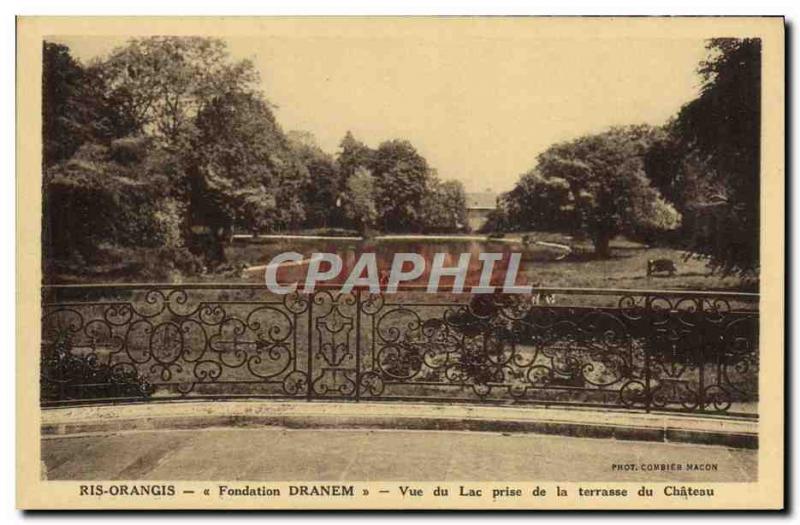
<box><xmin>15</xmin><ymin>15</ymin><xmax>785</xmax><ymax>510</ymax></box>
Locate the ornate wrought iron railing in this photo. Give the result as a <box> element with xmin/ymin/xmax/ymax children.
<box><xmin>41</xmin><ymin>284</ymin><xmax>759</xmax><ymax>416</ymax></box>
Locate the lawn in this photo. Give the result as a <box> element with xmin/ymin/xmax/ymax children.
<box><xmin>515</xmin><ymin>236</ymin><xmax>757</xmax><ymax>292</ymax></box>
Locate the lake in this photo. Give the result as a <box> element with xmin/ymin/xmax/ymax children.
<box><xmin>229</xmin><ymin>236</ymin><xmax>567</xmax><ymax>288</ymax></box>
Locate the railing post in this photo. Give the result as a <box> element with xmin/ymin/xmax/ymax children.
<box><xmin>355</xmin><ymin>289</ymin><xmax>361</xmax><ymax>402</ymax></box>
<box><xmin>306</xmin><ymin>292</ymin><xmax>313</xmax><ymax>401</ymax></box>
<box><xmin>644</xmin><ymin>293</ymin><xmax>652</xmax><ymax>413</ymax></box>
<box><xmin>697</xmin><ymin>298</ymin><xmax>706</xmax><ymax>413</ymax></box>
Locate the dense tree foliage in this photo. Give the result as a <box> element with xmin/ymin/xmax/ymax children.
<box><xmin>42</xmin><ymin>136</ymin><xmax>197</xmax><ymax>280</ymax></box>
<box><xmin>335</xmin><ymin>133</ymin><xmax>465</xmax><ymax>234</ymax></box>
<box><xmin>43</xmin><ymin>42</ymin><xmax>134</xmax><ymax>167</ymax></box>
<box><xmin>288</xmin><ymin>131</ymin><xmax>344</xmax><ymax>229</ymax></box>
<box><xmin>42</xmin><ymin>39</ymin><xmax>468</xmax><ymax>280</ymax></box>
<box><xmin>670</xmin><ymin>38</ymin><xmax>761</xmax><ymax>275</ymax></box>
<box><xmin>98</xmin><ymin>37</ymin><xmax>259</xmax><ymax>146</ymax></box>
<box><xmin>341</xmin><ymin>167</ymin><xmax>377</xmax><ymax>234</ymax></box>
<box><xmin>422</xmin><ymin>179</ymin><xmax>470</xmax><ymax>232</ymax></box>
<box><xmin>337</xmin><ymin>131</ymin><xmax>373</xmax><ymax>180</ymax></box>
<box><xmin>494</xmin><ymin>38</ymin><xmax>760</xmax><ymax>273</ymax></box>
<box><xmin>497</xmin><ymin>126</ymin><xmax>680</xmax><ymax>257</ymax></box>
<box><xmin>43</xmin><ymin>38</ymin><xmax>270</xmax><ymax>273</ymax></box>
<box><xmin>191</xmin><ymin>92</ymin><xmax>307</xmax><ymax>244</ymax></box>
<box><xmin>540</xmin><ymin>127</ymin><xmax>681</xmax><ymax>257</ymax></box>
<box><xmin>369</xmin><ymin>140</ymin><xmax>432</xmax><ymax>232</ymax></box>
<box><xmin>485</xmin><ymin>170</ymin><xmax>573</xmax><ymax>233</ymax></box>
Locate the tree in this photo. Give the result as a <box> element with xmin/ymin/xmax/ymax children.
<box><xmin>42</xmin><ymin>43</ymin><xmax>192</xmax><ymax>279</ymax></box>
<box><xmin>342</xmin><ymin>167</ymin><xmax>377</xmax><ymax>235</ymax></box>
<box><xmin>42</xmin><ymin>38</ymin><xmax>312</xmax><ymax>277</ymax></box>
<box><xmin>671</xmin><ymin>38</ymin><xmax>761</xmax><ymax>275</ymax></box>
<box><xmin>642</xmin><ymin>131</ymin><xmax>720</xmax><ymax>214</ymax></box>
<box><xmin>94</xmin><ymin>37</ymin><xmax>301</xmax><ymax>265</ymax></box>
<box><xmin>42</xmin><ymin>42</ymin><xmax>133</xmax><ymax>167</ymax></box>
<box><xmin>191</xmin><ymin>92</ymin><xmax>308</xmax><ymax>250</ymax></box>
<box><xmin>337</xmin><ymin>131</ymin><xmax>373</xmax><ymax>179</ymax></box>
<box><xmin>492</xmin><ymin>169</ymin><xmax>573</xmax><ymax>233</ymax></box>
<box><xmin>421</xmin><ymin>178</ymin><xmax>469</xmax><ymax>232</ymax></box>
<box><xmin>370</xmin><ymin>140</ymin><xmax>432</xmax><ymax>232</ymax></box>
<box><xmin>535</xmin><ymin>126</ymin><xmax>681</xmax><ymax>257</ymax></box>
<box><xmin>98</xmin><ymin>37</ymin><xmax>258</xmax><ymax>147</ymax></box>
<box><xmin>288</xmin><ymin>131</ymin><xmax>344</xmax><ymax>228</ymax></box>
<box><xmin>43</xmin><ymin>138</ymin><xmax>188</xmax><ymax>268</ymax></box>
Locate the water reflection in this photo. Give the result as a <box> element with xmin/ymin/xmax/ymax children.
<box><xmin>239</xmin><ymin>238</ymin><xmax>560</xmax><ymax>289</ymax></box>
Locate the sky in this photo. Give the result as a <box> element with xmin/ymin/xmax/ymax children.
<box><xmin>51</xmin><ymin>31</ymin><xmax>708</xmax><ymax>193</ymax></box>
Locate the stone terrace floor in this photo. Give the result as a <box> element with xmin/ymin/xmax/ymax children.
<box><xmin>42</xmin><ymin>426</ymin><xmax>757</xmax><ymax>482</ymax></box>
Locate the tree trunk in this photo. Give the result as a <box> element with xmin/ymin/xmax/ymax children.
<box><xmin>594</xmin><ymin>234</ymin><xmax>611</xmax><ymax>258</ymax></box>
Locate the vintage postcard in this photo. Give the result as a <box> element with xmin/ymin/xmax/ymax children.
<box><xmin>16</xmin><ymin>16</ymin><xmax>784</xmax><ymax>510</ymax></box>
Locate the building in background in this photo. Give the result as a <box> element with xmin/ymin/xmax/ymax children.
<box><xmin>465</xmin><ymin>190</ymin><xmax>498</xmax><ymax>232</ymax></box>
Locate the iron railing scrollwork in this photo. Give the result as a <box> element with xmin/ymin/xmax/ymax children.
<box><xmin>41</xmin><ymin>285</ymin><xmax>759</xmax><ymax>417</ymax></box>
